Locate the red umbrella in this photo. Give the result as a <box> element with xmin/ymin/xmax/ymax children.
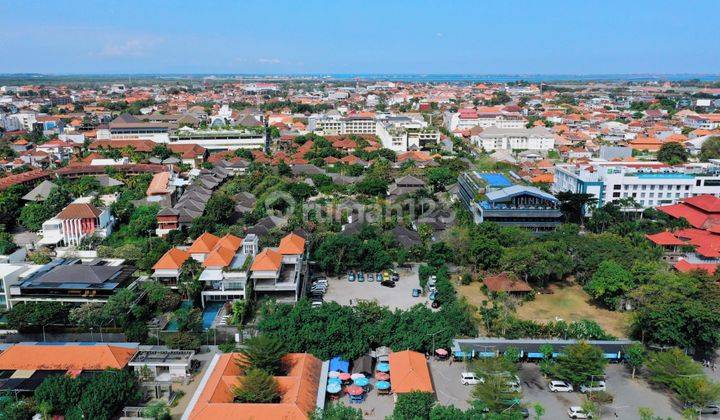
<box><xmin>346</xmin><ymin>385</ymin><xmax>364</xmax><ymax>396</ymax></box>
<box><xmin>338</xmin><ymin>372</ymin><xmax>352</xmax><ymax>381</ymax></box>
<box><xmin>435</xmin><ymin>348</ymin><xmax>448</xmax><ymax>356</ymax></box>
<box><xmin>375</xmin><ymin>372</ymin><xmax>390</xmax><ymax>381</ymax></box>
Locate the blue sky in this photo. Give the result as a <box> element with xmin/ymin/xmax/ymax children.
<box><xmin>0</xmin><ymin>0</ymin><xmax>718</xmax><ymax>74</ymax></box>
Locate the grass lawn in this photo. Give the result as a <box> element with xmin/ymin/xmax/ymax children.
<box><xmin>515</xmin><ymin>282</ymin><xmax>630</xmax><ymax>338</ymax></box>
<box><xmin>457</xmin><ymin>282</ymin><xmax>489</xmax><ymax>309</ymax></box>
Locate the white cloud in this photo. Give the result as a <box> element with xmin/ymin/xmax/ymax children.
<box><xmin>436</xmin><ymin>32</ymin><xmax>444</xmax><ymax>37</ymax></box>
<box><xmin>258</xmin><ymin>58</ymin><xmax>281</xmax><ymax>64</ymax></box>
<box><xmin>97</xmin><ymin>37</ymin><xmax>164</xmax><ymax>57</ymax></box>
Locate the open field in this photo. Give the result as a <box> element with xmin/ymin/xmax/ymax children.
<box><xmin>516</xmin><ymin>283</ymin><xmax>630</xmax><ymax>338</ymax></box>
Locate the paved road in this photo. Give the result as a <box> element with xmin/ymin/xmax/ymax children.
<box><xmin>170</xmin><ymin>346</ymin><xmax>219</xmax><ymax>419</ymax></box>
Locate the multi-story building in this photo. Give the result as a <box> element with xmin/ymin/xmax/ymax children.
<box><xmin>109</xmin><ymin>113</ymin><xmax>170</xmax><ymax>143</ymax></box>
<box><xmin>443</xmin><ymin>108</ymin><xmax>525</xmax><ymax>131</ymax></box>
<box><xmin>0</xmin><ymin>258</ymin><xmax>135</xmax><ymax>308</ymax></box>
<box><xmin>553</xmin><ymin>161</ymin><xmax>720</xmax><ymax>210</ymax></box>
<box><xmin>683</xmin><ymin>114</ymin><xmax>720</xmax><ymax>130</ymax></box>
<box><xmin>39</xmin><ymin>201</ymin><xmax>115</xmax><ymax>246</ymax></box>
<box><xmin>308</xmin><ymin>113</ymin><xmax>440</xmax><ymax>152</ymax></box>
<box><xmin>250</xmin><ymin>232</ymin><xmax>307</xmax><ymax>302</ymax></box>
<box><xmin>169</xmin><ymin>127</ymin><xmax>265</xmax><ymax>151</ymax></box>
<box><xmin>471</xmin><ymin>126</ymin><xmax>555</xmax><ymax>152</ymax></box>
<box><xmin>457</xmin><ymin>172</ymin><xmax>562</xmax><ymax>230</ymax></box>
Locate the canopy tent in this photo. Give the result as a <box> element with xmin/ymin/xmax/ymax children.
<box><xmin>375</xmin><ymin>372</ymin><xmax>390</xmax><ymax>381</ymax></box>
<box><xmin>352</xmin><ymin>355</ymin><xmax>373</xmax><ymax>375</ymax></box>
<box><xmin>376</xmin><ymin>362</ymin><xmax>390</xmax><ymax>372</ymax></box>
<box><xmin>376</xmin><ymin>380</ymin><xmax>391</xmax><ymax>390</ymax></box>
<box><xmin>326</xmin><ymin>383</ymin><xmax>342</xmax><ymax>394</ymax></box>
<box><xmin>329</xmin><ymin>356</ymin><xmax>349</xmax><ymax>373</ymax></box>
<box><xmin>353</xmin><ymin>377</ymin><xmax>369</xmax><ymax>387</ymax></box>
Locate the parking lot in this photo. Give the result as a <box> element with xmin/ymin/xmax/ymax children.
<box><xmin>322</xmin><ymin>264</ymin><xmax>429</xmax><ymax>310</ymax></box>
<box><xmin>520</xmin><ymin>363</ymin><xmax>680</xmax><ymax>419</ymax></box>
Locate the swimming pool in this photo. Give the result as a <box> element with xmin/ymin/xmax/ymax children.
<box><xmin>202</xmin><ymin>302</ymin><xmax>224</xmax><ymax>330</ymax></box>
<box><xmin>479</xmin><ymin>172</ymin><xmax>512</xmax><ymax>187</ymax></box>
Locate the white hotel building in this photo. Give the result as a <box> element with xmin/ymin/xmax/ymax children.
<box><xmin>471</xmin><ymin>126</ymin><xmax>555</xmax><ymax>152</ymax></box>
<box><xmin>553</xmin><ymin>160</ymin><xmax>720</xmax><ymax>210</ymax></box>
<box><xmin>307</xmin><ymin>114</ymin><xmax>440</xmax><ymax>152</ymax></box>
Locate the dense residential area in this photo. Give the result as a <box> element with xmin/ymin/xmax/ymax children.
<box><xmin>0</xmin><ymin>74</ymin><xmax>719</xmax><ymax>419</ymax></box>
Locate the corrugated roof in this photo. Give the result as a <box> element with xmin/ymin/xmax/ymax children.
<box><xmin>0</xmin><ymin>344</ymin><xmax>135</xmax><ymax>371</ymax></box>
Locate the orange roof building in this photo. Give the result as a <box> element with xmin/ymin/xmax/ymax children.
<box><xmin>188</xmin><ymin>232</ymin><xmax>221</xmax><ymax>255</ymax></box>
<box><xmin>153</xmin><ymin>248</ymin><xmax>191</xmax><ymax>270</ymax></box>
<box><xmin>388</xmin><ymin>350</ymin><xmax>434</xmax><ymax>394</ymax></box>
<box><xmin>250</xmin><ymin>249</ymin><xmax>283</xmax><ymax>272</ymax></box>
<box><xmin>0</xmin><ymin>344</ymin><xmax>136</xmax><ymax>371</ymax></box>
<box><xmin>278</xmin><ymin>233</ymin><xmax>306</xmax><ymax>256</ymax></box>
<box><xmin>185</xmin><ymin>353</ymin><xmax>321</xmax><ymax>420</ymax></box>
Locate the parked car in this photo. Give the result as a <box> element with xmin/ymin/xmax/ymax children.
<box><xmin>357</xmin><ymin>272</ymin><xmax>364</xmax><ymax>282</ymax></box>
<box><xmin>382</xmin><ymin>270</ymin><xmax>391</xmax><ymax>281</ymax></box>
<box><xmin>506</xmin><ymin>379</ymin><xmax>521</xmax><ymax>393</ymax></box>
<box><xmin>311</xmin><ymin>301</ymin><xmax>323</xmax><ymax>308</ymax></box>
<box><xmin>381</xmin><ymin>280</ymin><xmax>396</xmax><ymax>288</ymax></box>
<box><xmin>428</xmin><ymin>291</ymin><xmax>437</xmax><ymax>301</ymax></box>
<box><xmin>548</xmin><ymin>380</ymin><xmax>574</xmax><ymax>392</ymax></box>
<box><xmin>579</xmin><ymin>381</ymin><xmax>606</xmax><ymax>393</ymax></box>
<box><xmin>460</xmin><ymin>372</ymin><xmax>483</xmax><ymax>385</ymax></box>
<box><xmin>347</xmin><ymin>272</ymin><xmax>355</xmax><ymax>282</ymax></box>
<box><xmin>684</xmin><ymin>403</ymin><xmax>720</xmax><ymax>415</ymax></box>
<box><xmin>391</xmin><ymin>271</ymin><xmax>400</xmax><ymax>281</ymax></box>
<box><xmin>376</xmin><ymin>273</ymin><xmax>383</xmax><ymax>282</ymax></box>
<box><xmin>368</xmin><ymin>273</ymin><xmax>375</xmax><ymax>282</ymax></box>
<box><xmin>412</xmin><ymin>288</ymin><xmax>421</xmax><ymax>297</ymax></box>
<box><xmin>567</xmin><ymin>406</ymin><xmax>592</xmax><ymax>419</ymax></box>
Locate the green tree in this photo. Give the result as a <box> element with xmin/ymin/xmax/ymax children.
<box><xmin>646</xmin><ymin>348</ymin><xmax>703</xmax><ymax>389</ymax></box>
<box><xmin>19</xmin><ymin>202</ymin><xmax>54</xmax><ymax>231</ymax></box>
<box><xmin>584</xmin><ymin>260</ymin><xmax>634</xmax><ymax>308</ymax></box>
<box><xmin>656</xmin><ymin>142</ymin><xmax>688</xmax><ymax>165</ymax></box>
<box><xmin>632</xmin><ymin>271</ymin><xmax>720</xmax><ymax>355</ymax></box>
<box><xmin>392</xmin><ymin>391</ymin><xmax>435</xmax><ymax>420</ymax></box>
<box><xmin>472</xmin><ymin>374</ymin><xmax>521</xmax><ymax>413</ymax></box>
<box><xmin>232</xmin><ymin>368</ymin><xmax>281</xmax><ymax>403</ymax></box>
<box><xmin>239</xmin><ymin>335</ymin><xmax>288</xmax><ymax>375</ymax></box>
<box><xmin>625</xmin><ymin>343</ymin><xmax>646</xmax><ymax>379</ymax></box>
<box><xmin>204</xmin><ymin>193</ymin><xmax>235</xmax><ymax>225</ymax></box>
<box><xmin>675</xmin><ymin>376</ymin><xmax>720</xmax><ymax>409</ymax></box>
<box><xmin>552</xmin><ymin>342</ymin><xmax>607</xmax><ymax>387</ymax></box>
<box><xmin>34</xmin><ymin>374</ymin><xmax>84</xmax><ymax>414</ymax></box>
<box><xmin>556</xmin><ymin>192</ymin><xmax>598</xmax><ymax>224</ymax></box>
<box><xmin>310</xmin><ymin>403</ymin><xmax>363</xmax><ymax>420</ymax></box>
<box><xmin>699</xmin><ymin>136</ymin><xmax>720</xmax><ymax>161</ymax></box>
<box><xmin>533</xmin><ymin>403</ymin><xmax>545</xmax><ymax>420</ymax></box>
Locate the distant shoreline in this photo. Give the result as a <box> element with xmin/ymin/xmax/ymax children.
<box><xmin>0</xmin><ymin>73</ymin><xmax>719</xmax><ymax>84</ymax></box>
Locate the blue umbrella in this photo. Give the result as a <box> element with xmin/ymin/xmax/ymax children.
<box><xmin>326</xmin><ymin>382</ymin><xmax>342</xmax><ymax>394</ymax></box>
<box><xmin>328</xmin><ymin>377</ymin><xmax>342</xmax><ymax>385</ymax></box>
<box><xmin>353</xmin><ymin>377</ymin><xmax>369</xmax><ymax>387</ymax></box>
<box><xmin>376</xmin><ymin>362</ymin><xmax>390</xmax><ymax>372</ymax></box>
<box><xmin>376</xmin><ymin>380</ymin><xmax>391</xmax><ymax>390</ymax></box>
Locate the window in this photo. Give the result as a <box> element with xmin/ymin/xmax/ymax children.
<box><xmin>614</xmin><ymin>184</ymin><xmax>621</xmax><ymax>190</ymax></box>
<box><xmin>613</xmin><ymin>192</ymin><xmax>621</xmax><ymax>198</ymax></box>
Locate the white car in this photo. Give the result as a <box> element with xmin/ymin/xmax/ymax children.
<box><xmin>568</xmin><ymin>406</ymin><xmax>592</xmax><ymax>419</ymax></box>
<box><xmin>506</xmin><ymin>379</ymin><xmax>522</xmax><ymax>392</ymax></box>
<box><xmin>548</xmin><ymin>380</ymin><xmax>574</xmax><ymax>392</ymax></box>
<box><xmin>460</xmin><ymin>372</ymin><xmax>483</xmax><ymax>385</ymax></box>
<box><xmin>579</xmin><ymin>381</ymin><xmax>606</xmax><ymax>393</ymax></box>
